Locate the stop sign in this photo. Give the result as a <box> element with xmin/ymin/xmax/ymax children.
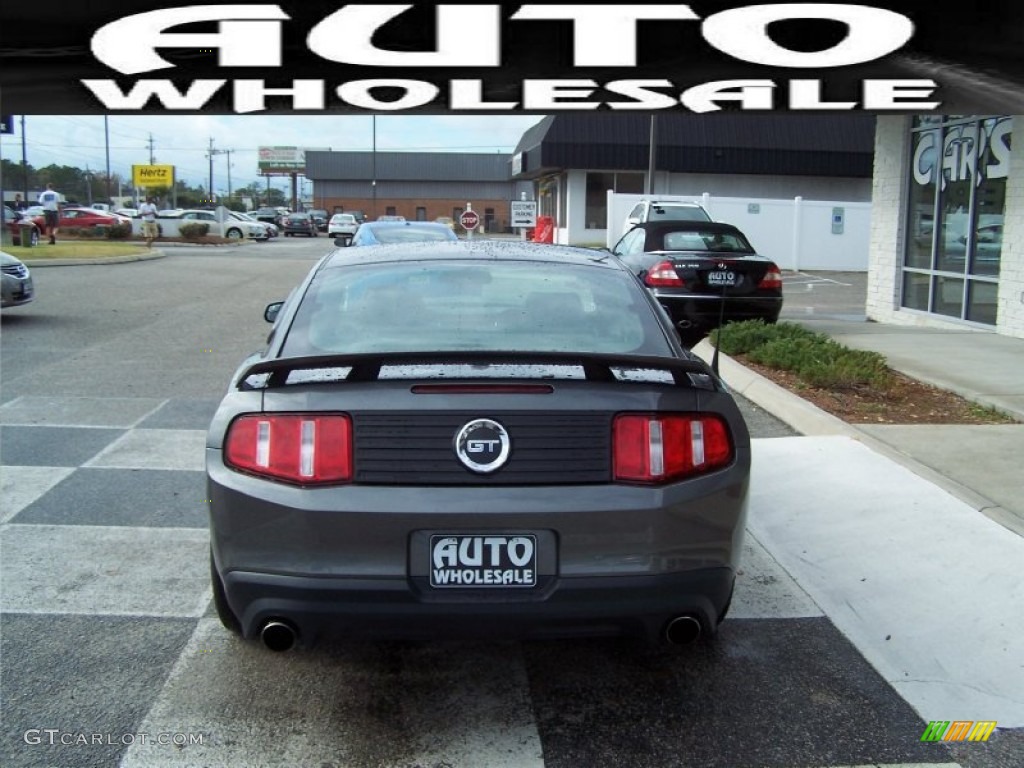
<box><xmin>459</xmin><ymin>210</ymin><xmax>480</xmax><ymax>231</ymax></box>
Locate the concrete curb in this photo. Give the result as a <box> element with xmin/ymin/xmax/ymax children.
<box><xmin>22</xmin><ymin>250</ymin><xmax>167</xmax><ymax>267</ymax></box>
<box><xmin>691</xmin><ymin>339</ymin><xmax>1023</xmax><ymax>537</ymax></box>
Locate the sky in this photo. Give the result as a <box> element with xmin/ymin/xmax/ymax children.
<box><xmin>0</xmin><ymin>115</ymin><xmax>545</xmax><ymax>196</ymax></box>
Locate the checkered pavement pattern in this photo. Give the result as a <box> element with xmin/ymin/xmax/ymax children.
<box><xmin>0</xmin><ymin>397</ymin><xmax>972</xmax><ymax>768</ymax></box>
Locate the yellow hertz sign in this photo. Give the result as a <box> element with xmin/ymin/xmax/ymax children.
<box><xmin>132</xmin><ymin>164</ymin><xmax>174</xmax><ymax>187</ymax></box>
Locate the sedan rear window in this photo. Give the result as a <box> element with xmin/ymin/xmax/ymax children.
<box><xmin>367</xmin><ymin>226</ymin><xmax>456</xmax><ymax>244</ymax></box>
<box><xmin>282</xmin><ymin>260</ymin><xmax>672</xmax><ymax>357</ymax></box>
<box><xmin>661</xmin><ymin>230</ymin><xmax>753</xmax><ymax>252</ymax></box>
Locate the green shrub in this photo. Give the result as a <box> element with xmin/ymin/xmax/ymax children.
<box><xmin>178</xmin><ymin>222</ymin><xmax>210</xmax><ymax>239</ymax></box>
<box><xmin>714</xmin><ymin>320</ymin><xmax>892</xmax><ymax>391</ymax></box>
<box><xmin>106</xmin><ymin>223</ymin><xmax>132</xmax><ymax>240</ymax></box>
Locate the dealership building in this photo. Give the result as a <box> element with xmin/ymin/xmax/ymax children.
<box><xmin>304</xmin><ymin>113</ymin><xmax>1022</xmax><ymax>339</ymax></box>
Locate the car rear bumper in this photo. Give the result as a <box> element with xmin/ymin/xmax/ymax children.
<box><xmin>654</xmin><ymin>293</ymin><xmax>782</xmax><ymax>328</ymax></box>
<box><xmin>220</xmin><ymin>565</ymin><xmax>736</xmax><ymax>646</ymax></box>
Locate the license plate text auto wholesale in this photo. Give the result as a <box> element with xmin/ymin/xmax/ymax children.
<box><xmin>430</xmin><ymin>535</ymin><xmax>537</xmax><ymax>588</ymax></box>
<box><xmin>707</xmin><ymin>270</ymin><xmax>737</xmax><ymax>286</ymax></box>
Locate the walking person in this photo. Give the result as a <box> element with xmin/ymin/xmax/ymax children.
<box><xmin>138</xmin><ymin>197</ymin><xmax>159</xmax><ymax>248</ymax></box>
<box><xmin>38</xmin><ymin>183</ymin><xmax>61</xmax><ymax>244</ymax></box>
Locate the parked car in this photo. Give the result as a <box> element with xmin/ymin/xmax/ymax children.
<box><xmin>282</xmin><ymin>212</ymin><xmax>318</xmax><ymax>237</ymax></box>
<box><xmin>170</xmin><ymin>209</ymin><xmax>264</xmax><ymax>241</ymax></box>
<box><xmin>252</xmin><ymin>208</ymin><xmax>286</xmax><ymax>228</ymax></box>
<box><xmin>347</xmin><ymin>209</ymin><xmax>367</xmax><ymax>224</ymax></box>
<box><xmin>58</xmin><ymin>207</ymin><xmax>132</xmax><ymax>229</ymax></box>
<box><xmin>206</xmin><ymin>240</ymin><xmax>751</xmax><ymax>652</ymax></box>
<box><xmin>611</xmin><ymin>221</ymin><xmax>783</xmax><ymax>345</ymax></box>
<box><xmin>1</xmin><ymin>250</ymin><xmax>35</xmax><ymax>307</ymax></box>
<box><xmin>115</xmin><ymin>208</ymin><xmax>139</xmax><ymax>218</ymax></box>
<box><xmin>231</xmin><ymin>211</ymin><xmax>276</xmax><ymax>239</ymax></box>
<box><xmin>622</xmin><ymin>200</ymin><xmax>713</xmax><ymax>237</ymax></box>
<box><xmin>327</xmin><ymin>213</ymin><xmax>359</xmax><ymax>244</ymax></box>
<box><xmin>307</xmin><ymin>209</ymin><xmax>329</xmax><ymax>232</ymax></box>
<box><xmin>224</xmin><ymin>211</ymin><xmax>272</xmax><ymax>241</ymax></box>
<box><xmin>375</xmin><ymin>214</ymin><xmax>406</xmax><ymax>222</ymax></box>
<box><xmin>347</xmin><ymin>220</ymin><xmax>458</xmax><ymax>246</ymax></box>
<box><xmin>4</xmin><ymin>206</ymin><xmax>44</xmax><ymax>246</ymax></box>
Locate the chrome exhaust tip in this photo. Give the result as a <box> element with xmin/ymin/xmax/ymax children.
<box><xmin>664</xmin><ymin>615</ymin><xmax>702</xmax><ymax>645</ymax></box>
<box><xmin>260</xmin><ymin>620</ymin><xmax>297</xmax><ymax>652</ymax></box>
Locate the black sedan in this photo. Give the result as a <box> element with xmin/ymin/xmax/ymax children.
<box><xmin>611</xmin><ymin>222</ymin><xmax>783</xmax><ymax>345</ymax></box>
<box><xmin>282</xmin><ymin>212</ymin><xmax>318</xmax><ymax>237</ymax></box>
<box><xmin>206</xmin><ymin>241</ymin><xmax>751</xmax><ymax>653</ymax></box>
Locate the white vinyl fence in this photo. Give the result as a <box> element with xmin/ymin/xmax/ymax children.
<box><xmin>608</xmin><ymin>192</ymin><xmax>871</xmax><ymax>271</ymax></box>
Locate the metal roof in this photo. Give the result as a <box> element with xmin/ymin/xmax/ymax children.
<box><xmin>306</xmin><ymin>151</ymin><xmax>513</xmax><ymax>182</ymax></box>
<box><xmin>512</xmin><ymin>114</ymin><xmax>876</xmax><ymax>178</ymax></box>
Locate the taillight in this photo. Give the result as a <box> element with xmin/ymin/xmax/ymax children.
<box><xmin>225</xmin><ymin>414</ymin><xmax>352</xmax><ymax>484</ymax></box>
<box><xmin>644</xmin><ymin>260</ymin><xmax>684</xmax><ymax>287</ymax></box>
<box><xmin>613</xmin><ymin>414</ymin><xmax>732</xmax><ymax>484</ymax></box>
<box><xmin>758</xmin><ymin>265</ymin><xmax>783</xmax><ymax>291</ymax></box>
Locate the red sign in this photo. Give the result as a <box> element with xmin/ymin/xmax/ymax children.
<box><xmin>459</xmin><ymin>210</ymin><xmax>480</xmax><ymax>230</ymax></box>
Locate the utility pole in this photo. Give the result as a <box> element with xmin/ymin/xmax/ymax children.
<box><xmin>645</xmin><ymin>115</ymin><xmax>657</xmax><ymax>196</ymax></box>
<box><xmin>208</xmin><ymin>141</ymin><xmax>232</xmax><ymax>205</ymax></box>
<box><xmin>104</xmin><ymin>117</ymin><xmax>112</xmax><ymax>204</ymax></box>
<box><xmin>207</xmin><ymin>138</ymin><xmax>215</xmax><ymax>204</ymax></box>
<box><xmin>20</xmin><ymin>115</ymin><xmax>28</xmax><ymax>201</ymax></box>
<box><xmin>147</xmin><ymin>134</ymin><xmax>155</xmax><ymax>165</ymax></box>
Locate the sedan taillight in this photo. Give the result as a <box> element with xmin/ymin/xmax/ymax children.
<box><xmin>613</xmin><ymin>414</ymin><xmax>732</xmax><ymax>484</ymax></box>
<box><xmin>644</xmin><ymin>260</ymin><xmax>685</xmax><ymax>287</ymax></box>
<box><xmin>758</xmin><ymin>265</ymin><xmax>783</xmax><ymax>291</ymax></box>
<box><xmin>225</xmin><ymin>414</ymin><xmax>352</xmax><ymax>484</ymax></box>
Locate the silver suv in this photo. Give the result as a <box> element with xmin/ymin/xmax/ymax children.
<box><xmin>623</xmin><ymin>200</ymin><xmax>712</xmax><ymax>237</ymax></box>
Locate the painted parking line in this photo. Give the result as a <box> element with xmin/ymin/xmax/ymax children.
<box><xmin>122</xmin><ymin>619</ymin><xmax>545</xmax><ymax>768</ymax></box>
<box><xmin>749</xmin><ymin>436</ymin><xmax>1024</xmax><ymax>727</ymax></box>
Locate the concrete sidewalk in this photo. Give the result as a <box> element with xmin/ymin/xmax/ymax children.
<box><xmin>692</xmin><ymin>321</ymin><xmax>1024</xmax><ymax>538</ymax></box>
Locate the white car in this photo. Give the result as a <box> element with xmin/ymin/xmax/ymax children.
<box><xmin>622</xmin><ymin>200</ymin><xmax>713</xmax><ymax>237</ymax></box>
<box><xmin>328</xmin><ymin>213</ymin><xmax>359</xmax><ymax>244</ymax></box>
<box><xmin>176</xmin><ymin>209</ymin><xmax>266</xmax><ymax>241</ymax></box>
<box><xmin>229</xmin><ymin>211</ymin><xmax>274</xmax><ymax>240</ymax></box>
<box><xmin>1</xmin><ymin>250</ymin><xmax>34</xmax><ymax>308</ymax></box>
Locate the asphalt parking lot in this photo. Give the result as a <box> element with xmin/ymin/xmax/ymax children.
<box><xmin>2</xmin><ymin>242</ymin><xmax>1021</xmax><ymax>767</ymax></box>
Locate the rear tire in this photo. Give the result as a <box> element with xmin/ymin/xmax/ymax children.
<box><xmin>211</xmin><ymin>551</ymin><xmax>241</xmax><ymax>635</ymax></box>
<box><xmin>226</xmin><ymin>228</ymin><xmax>243</xmax><ymax>240</ymax></box>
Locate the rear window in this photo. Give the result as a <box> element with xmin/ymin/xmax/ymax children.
<box><xmin>282</xmin><ymin>260</ymin><xmax>672</xmax><ymax>357</ymax></box>
<box><xmin>648</xmin><ymin>205</ymin><xmax>712</xmax><ymax>223</ymax></box>
<box><xmin>660</xmin><ymin>229</ymin><xmax>753</xmax><ymax>253</ymax></box>
<box><xmin>368</xmin><ymin>226</ymin><xmax>456</xmax><ymax>244</ymax></box>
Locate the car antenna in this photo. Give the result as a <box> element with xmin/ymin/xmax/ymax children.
<box><xmin>710</xmin><ymin>280</ymin><xmax>728</xmax><ymax>377</ymax></box>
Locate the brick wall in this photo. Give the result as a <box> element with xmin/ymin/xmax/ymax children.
<box><xmin>319</xmin><ymin>197</ymin><xmax>513</xmax><ymax>232</ymax></box>
<box><xmin>998</xmin><ymin>118</ymin><xmax>1024</xmax><ymax>339</ymax></box>
<box><xmin>866</xmin><ymin>116</ymin><xmax>907</xmax><ymax>324</ymax></box>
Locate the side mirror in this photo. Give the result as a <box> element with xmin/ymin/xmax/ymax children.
<box><xmin>264</xmin><ymin>301</ymin><xmax>284</xmax><ymax>323</ymax></box>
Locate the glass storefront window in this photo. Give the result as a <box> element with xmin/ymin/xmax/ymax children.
<box><xmin>902</xmin><ymin>116</ymin><xmax>1009</xmax><ymax>326</ymax></box>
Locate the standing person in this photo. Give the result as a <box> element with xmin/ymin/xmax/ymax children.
<box><xmin>138</xmin><ymin>197</ymin><xmax>159</xmax><ymax>248</ymax></box>
<box><xmin>13</xmin><ymin>193</ymin><xmax>27</xmax><ymax>211</ymax></box>
<box><xmin>38</xmin><ymin>183</ymin><xmax>61</xmax><ymax>244</ymax></box>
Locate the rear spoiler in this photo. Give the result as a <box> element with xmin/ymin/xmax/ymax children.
<box><xmin>237</xmin><ymin>350</ymin><xmax>722</xmax><ymax>391</ymax></box>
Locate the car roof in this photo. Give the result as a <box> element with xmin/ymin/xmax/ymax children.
<box><xmin>321</xmin><ymin>240</ymin><xmax>620</xmax><ymax>270</ymax></box>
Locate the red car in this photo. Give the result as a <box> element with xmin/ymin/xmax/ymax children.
<box><xmin>4</xmin><ymin>206</ymin><xmax>45</xmax><ymax>246</ymax></box>
<box><xmin>57</xmin><ymin>207</ymin><xmax>131</xmax><ymax>229</ymax></box>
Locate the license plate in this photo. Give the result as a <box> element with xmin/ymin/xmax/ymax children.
<box><xmin>429</xmin><ymin>535</ymin><xmax>537</xmax><ymax>588</ymax></box>
<box><xmin>707</xmin><ymin>270</ymin><xmax>737</xmax><ymax>286</ymax></box>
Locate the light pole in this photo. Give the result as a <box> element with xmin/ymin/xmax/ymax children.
<box><xmin>371</xmin><ymin>114</ymin><xmax>377</xmax><ymax>218</ymax></box>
